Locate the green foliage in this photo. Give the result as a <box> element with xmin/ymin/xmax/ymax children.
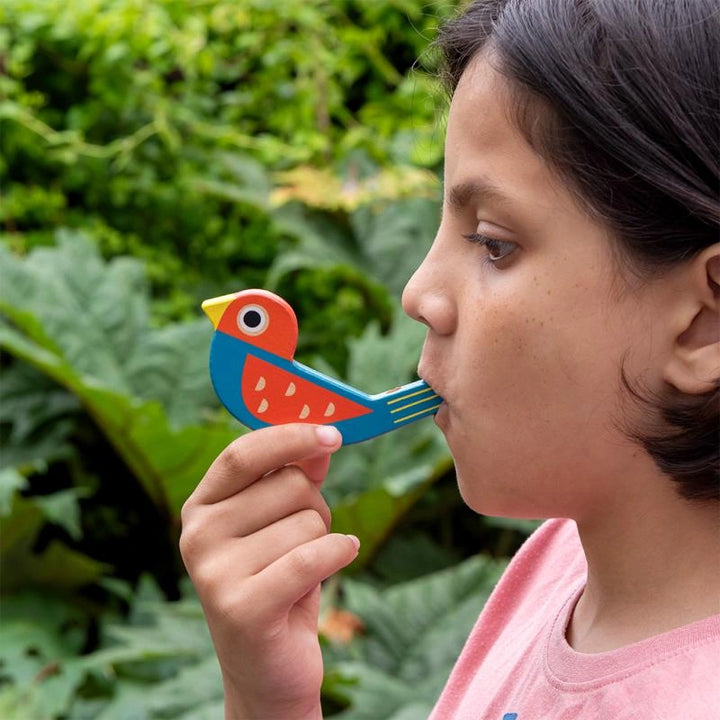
<box><xmin>0</xmin><ymin>362</ymin><xmax>79</xmax><ymax>472</ymax></box>
<box><xmin>0</xmin><ymin>0</ymin><xmax>450</xmax><ymax>326</ymax></box>
<box><xmin>0</xmin><ymin>579</ymin><xmax>221</xmax><ymax>720</ymax></box>
<box><xmin>0</xmin><ymin>557</ymin><xmax>505</xmax><ymax>720</ymax></box>
<box><xmin>0</xmin><ymin>592</ymin><xmax>91</xmax><ymax>719</ymax></box>
<box><xmin>1</xmin><ymin>501</ymin><xmax>107</xmax><ymax>593</ymax></box>
<box><xmin>0</xmin><ymin>233</ymin><xmax>238</xmax><ymax>515</ymax></box>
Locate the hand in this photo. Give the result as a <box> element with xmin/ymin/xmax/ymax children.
<box><xmin>180</xmin><ymin>423</ymin><xmax>359</xmax><ymax>720</ymax></box>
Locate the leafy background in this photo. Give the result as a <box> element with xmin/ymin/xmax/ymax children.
<box><xmin>0</xmin><ymin>1</ymin><xmax>538</xmax><ymax>717</ymax></box>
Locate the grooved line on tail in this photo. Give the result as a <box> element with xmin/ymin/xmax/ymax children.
<box><xmin>390</xmin><ymin>394</ymin><xmax>440</xmax><ymax>414</ymax></box>
<box><xmin>386</xmin><ymin>387</ymin><xmax>435</xmax><ymax>405</ymax></box>
<box><xmin>393</xmin><ymin>403</ymin><xmax>443</xmax><ymax>424</ymax></box>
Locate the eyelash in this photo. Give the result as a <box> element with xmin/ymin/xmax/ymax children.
<box><xmin>462</xmin><ymin>232</ymin><xmax>517</xmax><ymax>265</ymax></box>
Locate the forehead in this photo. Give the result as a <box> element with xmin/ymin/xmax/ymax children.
<box><xmin>444</xmin><ymin>54</ymin><xmax>578</xmax><ymax>225</ymax></box>
<box><xmin>446</xmin><ymin>55</ymin><xmax>536</xmax><ymax>177</ymax></box>
<box><xmin>449</xmin><ymin>55</ymin><xmax>514</xmax><ymax>143</ymax></box>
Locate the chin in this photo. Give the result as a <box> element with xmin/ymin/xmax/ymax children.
<box><xmin>454</xmin><ymin>467</ymin><xmax>550</xmax><ymax>519</ymax></box>
<box><xmin>455</xmin><ymin>469</ymin><xmax>496</xmax><ymax>514</ymax></box>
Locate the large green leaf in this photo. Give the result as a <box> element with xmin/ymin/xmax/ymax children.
<box><xmin>82</xmin><ymin>656</ymin><xmax>224</xmax><ymax>720</ymax></box>
<box><xmin>325</xmin><ymin>665</ymin><xmax>429</xmax><ymax>720</ymax></box>
<box><xmin>267</xmin><ymin>196</ymin><xmax>440</xmax><ymax>299</ymax></box>
<box><xmin>369</xmin><ymin>531</ymin><xmax>462</xmax><ymax>585</ymax></box>
<box><xmin>0</xmin><ymin>582</ymin><xmax>221</xmax><ymax>720</ymax></box>
<box><xmin>266</xmin><ymin>204</ymin><xmax>369</xmax><ymax>288</ymax></box>
<box><xmin>0</xmin><ymin>362</ymin><xmax>79</xmax><ymax>472</ymax></box>
<box><xmin>1</xmin><ymin>321</ymin><xmax>237</xmax><ymax>514</ymax></box>
<box><xmin>0</xmin><ymin>235</ymin><xmax>239</xmax><ymax>515</ymax></box>
<box><xmin>0</xmin><ymin>491</ymin><xmax>109</xmax><ymax>592</ymax></box>
<box><xmin>0</xmin><ymin>593</ymin><xmax>90</xmax><ymax>720</ymax></box>
<box><xmin>350</xmin><ymin>197</ymin><xmax>441</xmax><ymax>296</ymax></box>
<box><xmin>70</xmin><ymin>583</ymin><xmax>222</xmax><ymax>720</ymax></box>
<box><xmin>0</xmin><ymin>233</ymin><xmax>217</xmax><ymax>426</ymax></box>
<box><xmin>0</xmin><ymin>468</ymin><xmax>27</xmax><ymax>515</ymax></box>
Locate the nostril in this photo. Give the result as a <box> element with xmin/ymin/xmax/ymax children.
<box><xmin>402</xmin><ymin>296</ymin><xmax>431</xmax><ymax>329</ymax></box>
<box><xmin>417</xmin><ymin>292</ymin><xmax>456</xmax><ymax>336</ymax></box>
<box><xmin>413</xmin><ymin>309</ymin><xmax>431</xmax><ymax>328</ymax></box>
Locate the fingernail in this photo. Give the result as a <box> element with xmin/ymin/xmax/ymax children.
<box><xmin>346</xmin><ymin>534</ymin><xmax>360</xmax><ymax>551</ymax></box>
<box><xmin>316</xmin><ymin>425</ymin><xmax>342</xmax><ymax>447</ymax></box>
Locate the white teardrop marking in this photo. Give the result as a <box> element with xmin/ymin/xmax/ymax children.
<box><xmin>285</xmin><ymin>382</ymin><xmax>296</xmax><ymax>397</ymax></box>
<box><xmin>257</xmin><ymin>398</ymin><xmax>269</xmax><ymax>414</ymax></box>
<box><xmin>255</xmin><ymin>376</ymin><xmax>266</xmax><ymax>392</ymax></box>
<box><xmin>299</xmin><ymin>404</ymin><xmax>310</xmax><ymax>420</ymax></box>
<box><xmin>324</xmin><ymin>403</ymin><xmax>335</xmax><ymax>417</ymax></box>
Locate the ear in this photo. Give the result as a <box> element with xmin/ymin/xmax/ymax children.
<box><xmin>664</xmin><ymin>244</ymin><xmax>720</xmax><ymax>395</ymax></box>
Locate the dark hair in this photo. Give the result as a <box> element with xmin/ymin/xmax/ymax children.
<box><xmin>437</xmin><ymin>0</ymin><xmax>720</xmax><ymax>500</ymax></box>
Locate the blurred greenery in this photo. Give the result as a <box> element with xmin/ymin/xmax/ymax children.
<box><xmin>0</xmin><ymin>1</ymin><xmax>538</xmax><ymax>717</ymax></box>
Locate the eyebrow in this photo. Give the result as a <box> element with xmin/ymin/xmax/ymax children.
<box><xmin>446</xmin><ymin>179</ymin><xmax>515</xmax><ymax>213</ymax></box>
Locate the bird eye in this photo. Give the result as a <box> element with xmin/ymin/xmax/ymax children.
<box><xmin>237</xmin><ymin>304</ymin><xmax>269</xmax><ymax>336</ymax></box>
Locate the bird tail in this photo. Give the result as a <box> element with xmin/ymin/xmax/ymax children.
<box><xmin>381</xmin><ymin>380</ymin><xmax>442</xmax><ymax>427</ymax></box>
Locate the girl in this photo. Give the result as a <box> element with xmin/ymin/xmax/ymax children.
<box><xmin>180</xmin><ymin>0</ymin><xmax>720</xmax><ymax>717</ymax></box>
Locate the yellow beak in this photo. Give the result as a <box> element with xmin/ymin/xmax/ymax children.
<box><xmin>201</xmin><ymin>293</ymin><xmax>237</xmax><ymax>329</ymax></box>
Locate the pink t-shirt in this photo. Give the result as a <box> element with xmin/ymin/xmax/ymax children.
<box><xmin>430</xmin><ymin>518</ymin><xmax>720</xmax><ymax>719</ymax></box>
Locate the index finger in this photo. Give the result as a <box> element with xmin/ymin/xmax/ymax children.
<box><xmin>190</xmin><ymin>423</ymin><xmax>342</xmax><ymax>505</ymax></box>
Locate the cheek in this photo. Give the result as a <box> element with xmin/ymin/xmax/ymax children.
<box><xmin>462</xmin><ymin>291</ymin><xmax>577</xmax><ymax>401</ymax></box>
<box><xmin>451</xmin><ymin>288</ymin><xmax>633</xmax><ymax>516</ymax></box>
<box><xmin>467</xmin><ymin>270</ymin><xmax>633</xmax><ymax>399</ymax></box>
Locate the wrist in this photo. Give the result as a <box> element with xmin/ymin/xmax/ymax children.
<box><xmin>224</xmin><ymin>686</ymin><xmax>323</xmax><ymax>720</ymax></box>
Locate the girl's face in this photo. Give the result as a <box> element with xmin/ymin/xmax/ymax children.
<box><xmin>402</xmin><ymin>55</ymin><xmax>671</xmax><ymax>520</ymax></box>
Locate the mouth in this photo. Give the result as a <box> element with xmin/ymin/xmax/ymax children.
<box><xmin>418</xmin><ymin>363</ymin><xmax>440</xmax><ymax>394</ymax></box>
<box><xmin>417</xmin><ymin>369</ymin><xmax>446</xmax><ymax>406</ymax></box>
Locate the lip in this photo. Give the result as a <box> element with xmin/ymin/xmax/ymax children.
<box><xmin>417</xmin><ymin>365</ymin><xmax>450</xmax><ymax>431</ymax></box>
<box><xmin>418</xmin><ymin>368</ymin><xmax>447</xmax><ymax>406</ymax></box>
<box><xmin>417</xmin><ymin>367</ymin><xmax>440</xmax><ymax>397</ymax></box>
<box><xmin>433</xmin><ymin>400</ymin><xmax>449</xmax><ymax>430</ymax></box>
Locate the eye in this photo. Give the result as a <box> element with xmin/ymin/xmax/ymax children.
<box><xmin>237</xmin><ymin>304</ymin><xmax>269</xmax><ymax>335</ymax></box>
<box><xmin>463</xmin><ymin>232</ymin><xmax>518</xmax><ymax>264</ymax></box>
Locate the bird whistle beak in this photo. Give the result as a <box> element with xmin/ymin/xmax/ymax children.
<box><xmin>201</xmin><ymin>293</ymin><xmax>237</xmax><ymax>329</ymax></box>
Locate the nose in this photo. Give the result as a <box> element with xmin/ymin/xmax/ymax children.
<box><xmin>402</xmin><ymin>237</ymin><xmax>457</xmax><ymax>336</ymax></box>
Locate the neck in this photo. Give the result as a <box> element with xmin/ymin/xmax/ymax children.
<box><xmin>568</xmin><ymin>475</ymin><xmax>720</xmax><ymax>654</ymax></box>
